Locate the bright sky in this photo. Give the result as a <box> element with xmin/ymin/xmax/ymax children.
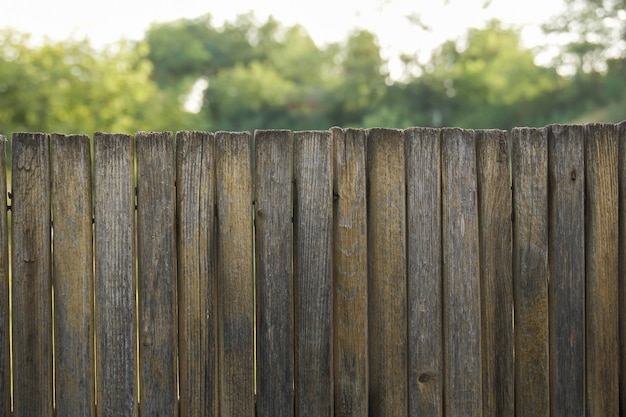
<box><xmin>0</xmin><ymin>0</ymin><xmax>565</xmax><ymax>78</ymax></box>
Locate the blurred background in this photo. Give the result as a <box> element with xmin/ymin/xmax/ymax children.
<box><xmin>0</xmin><ymin>0</ymin><xmax>624</xmax><ymax>134</ymax></box>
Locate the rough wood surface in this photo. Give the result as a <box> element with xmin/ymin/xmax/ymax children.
<box><xmin>367</xmin><ymin>128</ymin><xmax>407</xmax><ymax>417</ymax></box>
<box><xmin>11</xmin><ymin>132</ymin><xmax>53</xmax><ymax>417</ymax></box>
<box><xmin>294</xmin><ymin>130</ymin><xmax>333</xmax><ymax>417</ymax></box>
<box><xmin>136</xmin><ymin>132</ymin><xmax>178</xmax><ymax>416</ymax></box>
<box><xmin>619</xmin><ymin>121</ymin><xmax>626</xmax><ymax>416</ymax></box>
<box><xmin>0</xmin><ymin>135</ymin><xmax>9</xmax><ymax>417</ymax></box>
<box><xmin>216</xmin><ymin>131</ymin><xmax>254</xmax><ymax>417</ymax></box>
<box><xmin>585</xmin><ymin>123</ymin><xmax>619</xmax><ymax>417</ymax></box>
<box><xmin>51</xmin><ymin>134</ymin><xmax>95</xmax><ymax>417</ymax></box>
<box><xmin>331</xmin><ymin>127</ymin><xmax>368</xmax><ymax>417</ymax></box>
<box><xmin>476</xmin><ymin>129</ymin><xmax>513</xmax><ymax>417</ymax></box>
<box><xmin>441</xmin><ymin>128</ymin><xmax>482</xmax><ymax>417</ymax></box>
<box><xmin>404</xmin><ymin>127</ymin><xmax>441</xmax><ymax>417</ymax></box>
<box><xmin>511</xmin><ymin>127</ymin><xmax>550</xmax><ymax>417</ymax></box>
<box><xmin>176</xmin><ymin>131</ymin><xmax>218</xmax><ymax>417</ymax></box>
<box><xmin>254</xmin><ymin>130</ymin><xmax>294</xmax><ymax>417</ymax></box>
<box><xmin>94</xmin><ymin>132</ymin><xmax>138</xmax><ymax>417</ymax></box>
<box><xmin>548</xmin><ymin>124</ymin><xmax>585</xmax><ymax>417</ymax></box>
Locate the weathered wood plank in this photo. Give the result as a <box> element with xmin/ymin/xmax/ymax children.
<box><xmin>11</xmin><ymin>132</ymin><xmax>53</xmax><ymax>417</ymax></box>
<box><xmin>441</xmin><ymin>128</ymin><xmax>482</xmax><ymax>417</ymax></box>
<box><xmin>476</xmin><ymin>129</ymin><xmax>513</xmax><ymax>417</ymax></box>
<box><xmin>511</xmin><ymin>127</ymin><xmax>550</xmax><ymax>417</ymax></box>
<box><xmin>216</xmin><ymin>131</ymin><xmax>254</xmax><ymax>417</ymax></box>
<box><xmin>176</xmin><ymin>131</ymin><xmax>218</xmax><ymax>417</ymax></box>
<box><xmin>404</xmin><ymin>127</ymin><xmax>442</xmax><ymax>417</ymax></box>
<box><xmin>51</xmin><ymin>134</ymin><xmax>95</xmax><ymax>417</ymax></box>
<box><xmin>367</xmin><ymin>128</ymin><xmax>407</xmax><ymax>417</ymax></box>
<box><xmin>94</xmin><ymin>132</ymin><xmax>138</xmax><ymax>417</ymax></box>
<box><xmin>294</xmin><ymin>130</ymin><xmax>333</xmax><ymax>417</ymax></box>
<box><xmin>254</xmin><ymin>129</ymin><xmax>294</xmax><ymax>417</ymax></box>
<box><xmin>136</xmin><ymin>132</ymin><xmax>178</xmax><ymax>416</ymax></box>
<box><xmin>332</xmin><ymin>127</ymin><xmax>368</xmax><ymax>417</ymax></box>
<box><xmin>620</xmin><ymin>121</ymin><xmax>626</xmax><ymax>417</ymax></box>
<box><xmin>548</xmin><ymin>124</ymin><xmax>585</xmax><ymax>417</ymax></box>
<box><xmin>0</xmin><ymin>135</ymin><xmax>9</xmax><ymax>417</ymax></box>
<box><xmin>585</xmin><ymin>123</ymin><xmax>619</xmax><ymax>417</ymax></box>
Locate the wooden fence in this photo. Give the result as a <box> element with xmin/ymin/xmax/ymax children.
<box><xmin>0</xmin><ymin>123</ymin><xmax>623</xmax><ymax>416</ymax></box>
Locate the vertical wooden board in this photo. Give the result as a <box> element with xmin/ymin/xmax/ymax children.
<box><xmin>367</xmin><ymin>128</ymin><xmax>407</xmax><ymax>417</ymax></box>
<box><xmin>404</xmin><ymin>127</ymin><xmax>442</xmax><ymax>417</ymax></box>
<box><xmin>94</xmin><ymin>132</ymin><xmax>138</xmax><ymax>417</ymax></box>
<box><xmin>216</xmin><ymin>131</ymin><xmax>254</xmax><ymax>417</ymax></box>
<box><xmin>619</xmin><ymin>121</ymin><xmax>626</xmax><ymax>416</ymax></box>
<box><xmin>585</xmin><ymin>123</ymin><xmax>619</xmax><ymax>417</ymax></box>
<box><xmin>51</xmin><ymin>134</ymin><xmax>95</xmax><ymax>417</ymax></box>
<box><xmin>136</xmin><ymin>132</ymin><xmax>178</xmax><ymax>416</ymax></box>
<box><xmin>11</xmin><ymin>132</ymin><xmax>53</xmax><ymax>417</ymax></box>
<box><xmin>294</xmin><ymin>130</ymin><xmax>333</xmax><ymax>417</ymax></box>
<box><xmin>254</xmin><ymin>130</ymin><xmax>294</xmax><ymax>417</ymax></box>
<box><xmin>176</xmin><ymin>131</ymin><xmax>218</xmax><ymax>417</ymax></box>
<box><xmin>0</xmin><ymin>135</ymin><xmax>9</xmax><ymax>417</ymax></box>
<box><xmin>476</xmin><ymin>129</ymin><xmax>513</xmax><ymax>417</ymax></box>
<box><xmin>548</xmin><ymin>124</ymin><xmax>585</xmax><ymax>417</ymax></box>
<box><xmin>511</xmin><ymin>127</ymin><xmax>550</xmax><ymax>417</ymax></box>
<box><xmin>441</xmin><ymin>128</ymin><xmax>482</xmax><ymax>417</ymax></box>
<box><xmin>332</xmin><ymin>128</ymin><xmax>368</xmax><ymax>417</ymax></box>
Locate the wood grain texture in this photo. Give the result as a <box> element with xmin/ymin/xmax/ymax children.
<box><xmin>94</xmin><ymin>132</ymin><xmax>138</xmax><ymax>417</ymax></box>
<box><xmin>441</xmin><ymin>128</ymin><xmax>482</xmax><ymax>417</ymax></box>
<box><xmin>136</xmin><ymin>132</ymin><xmax>178</xmax><ymax>416</ymax></box>
<box><xmin>216</xmin><ymin>131</ymin><xmax>255</xmax><ymax>417</ymax></box>
<box><xmin>176</xmin><ymin>131</ymin><xmax>218</xmax><ymax>417</ymax></box>
<box><xmin>585</xmin><ymin>123</ymin><xmax>619</xmax><ymax>417</ymax></box>
<box><xmin>476</xmin><ymin>129</ymin><xmax>513</xmax><ymax>417</ymax></box>
<box><xmin>51</xmin><ymin>134</ymin><xmax>95</xmax><ymax>417</ymax></box>
<box><xmin>548</xmin><ymin>124</ymin><xmax>585</xmax><ymax>417</ymax></box>
<box><xmin>11</xmin><ymin>132</ymin><xmax>53</xmax><ymax>417</ymax></box>
<box><xmin>332</xmin><ymin>127</ymin><xmax>368</xmax><ymax>417</ymax></box>
<box><xmin>366</xmin><ymin>128</ymin><xmax>407</xmax><ymax>417</ymax></box>
<box><xmin>404</xmin><ymin>127</ymin><xmax>442</xmax><ymax>417</ymax></box>
<box><xmin>619</xmin><ymin>121</ymin><xmax>626</xmax><ymax>417</ymax></box>
<box><xmin>294</xmin><ymin>130</ymin><xmax>333</xmax><ymax>417</ymax></box>
<box><xmin>511</xmin><ymin>127</ymin><xmax>550</xmax><ymax>417</ymax></box>
<box><xmin>254</xmin><ymin>130</ymin><xmax>294</xmax><ymax>417</ymax></box>
<box><xmin>0</xmin><ymin>135</ymin><xmax>9</xmax><ymax>417</ymax></box>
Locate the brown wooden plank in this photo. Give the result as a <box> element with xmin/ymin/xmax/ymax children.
<box><xmin>585</xmin><ymin>123</ymin><xmax>619</xmax><ymax>417</ymax></box>
<box><xmin>476</xmin><ymin>129</ymin><xmax>513</xmax><ymax>417</ymax></box>
<box><xmin>51</xmin><ymin>134</ymin><xmax>95</xmax><ymax>417</ymax></box>
<box><xmin>404</xmin><ymin>127</ymin><xmax>442</xmax><ymax>417</ymax></box>
<box><xmin>511</xmin><ymin>127</ymin><xmax>550</xmax><ymax>417</ymax></box>
<box><xmin>331</xmin><ymin>127</ymin><xmax>368</xmax><ymax>417</ymax></box>
<box><xmin>215</xmin><ymin>131</ymin><xmax>254</xmax><ymax>417</ymax></box>
<box><xmin>176</xmin><ymin>131</ymin><xmax>218</xmax><ymax>417</ymax></box>
<box><xmin>619</xmin><ymin>121</ymin><xmax>626</xmax><ymax>417</ymax></box>
<box><xmin>94</xmin><ymin>132</ymin><xmax>138</xmax><ymax>417</ymax></box>
<box><xmin>294</xmin><ymin>130</ymin><xmax>333</xmax><ymax>417</ymax></box>
<box><xmin>136</xmin><ymin>132</ymin><xmax>178</xmax><ymax>416</ymax></box>
<box><xmin>11</xmin><ymin>132</ymin><xmax>53</xmax><ymax>417</ymax></box>
<box><xmin>254</xmin><ymin>129</ymin><xmax>294</xmax><ymax>417</ymax></box>
<box><xmin>0</xmin><ymin>135</ymin><xmax>9</xmax><ymax>417</ymax></box>
<box><xmin>547</xmin><ymin>124</ymin><xmax>585</xmax><ymax>417</ymax></box>
<box><xmin>441</xmin><ymin>128</ymin><xmax>482</xmax><ymax>417</ymax></box>
<box><xmin>367</xmin><ymin>127</ymin><xmax>407</xmax><ymax>417</ymax></box>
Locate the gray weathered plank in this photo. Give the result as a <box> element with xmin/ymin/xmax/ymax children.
<box><xmin>441</xmin><ymin>128</ymin><xmax>482</xmax><ymax>417</ymax></box>
<box><xmin>619</xmin><ymin>121</ymin><xmax>626</xmax><ymax>417</ymax></box>
<box><xmin>176</xmin><ymin>131</ymin><xmax>218</xmax><ymax>417</ymax></box>
<box><xmin>548</xmin><ymin>124</ymin><xmax>585</xmax><ymax>417</ymax></box>
<box><xmin>476</xmin><ymin>129</ymin><xmax>513</xmax><ymax>417</ymax></box>
<box><xmin>0</xmin><ymin>135</ymin><xmax>9</xmax><ymax>417</ymax></box>
<box><xmin>404</xmin><ymin>127</ymin><xmax>442</xmax><ymax>417</ymax></box>
<box><xmin>254</xmin><ymin>129</ymin><xmax>294</xmax><ymax>417</ymax></box>
<box><xmin>51</xmin><ymin>134</ymin><xmax>95</xmax><ymax>417</ymax></box>
<box><xmin>585</xmin><ymin>123</ymin><xmax>619</xmax><ymax>417</ymax></box>
<box><xmin>136</xmin><ymin>132</ymin><xmax>178</xmax><ymax>416</ymax></box>
<box><xmin>94</xmin><ymin>132</ymin><xmax>138</xmax><ymax>417</ymax></box>
<box><xmin>511</xmin><ymin>127</ymin><xmax>550</xmax><ymax>417</ymax></box>
<box><xmin>216</xmin><ymin>131</ymin><xmax>255</xmax><ymax>417</ymax></box>
<box><xmin>294</xmin><ymin>130</ymin><xmax>333</xmax><ymax>417</ymax></box>
<box><xmin>367</xmin><ymin>128</ymin><xmax>407</xmax><ymax>417</ymax></box>
<box><xmin>332</xmin><ymin>127</ymin><xmax>368</xmax><ymax>417</ymax></box>
<box><xmin>11</xmin><ymin>132</ymin><xmax>53</xmax><ymax>417</ymax></box>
